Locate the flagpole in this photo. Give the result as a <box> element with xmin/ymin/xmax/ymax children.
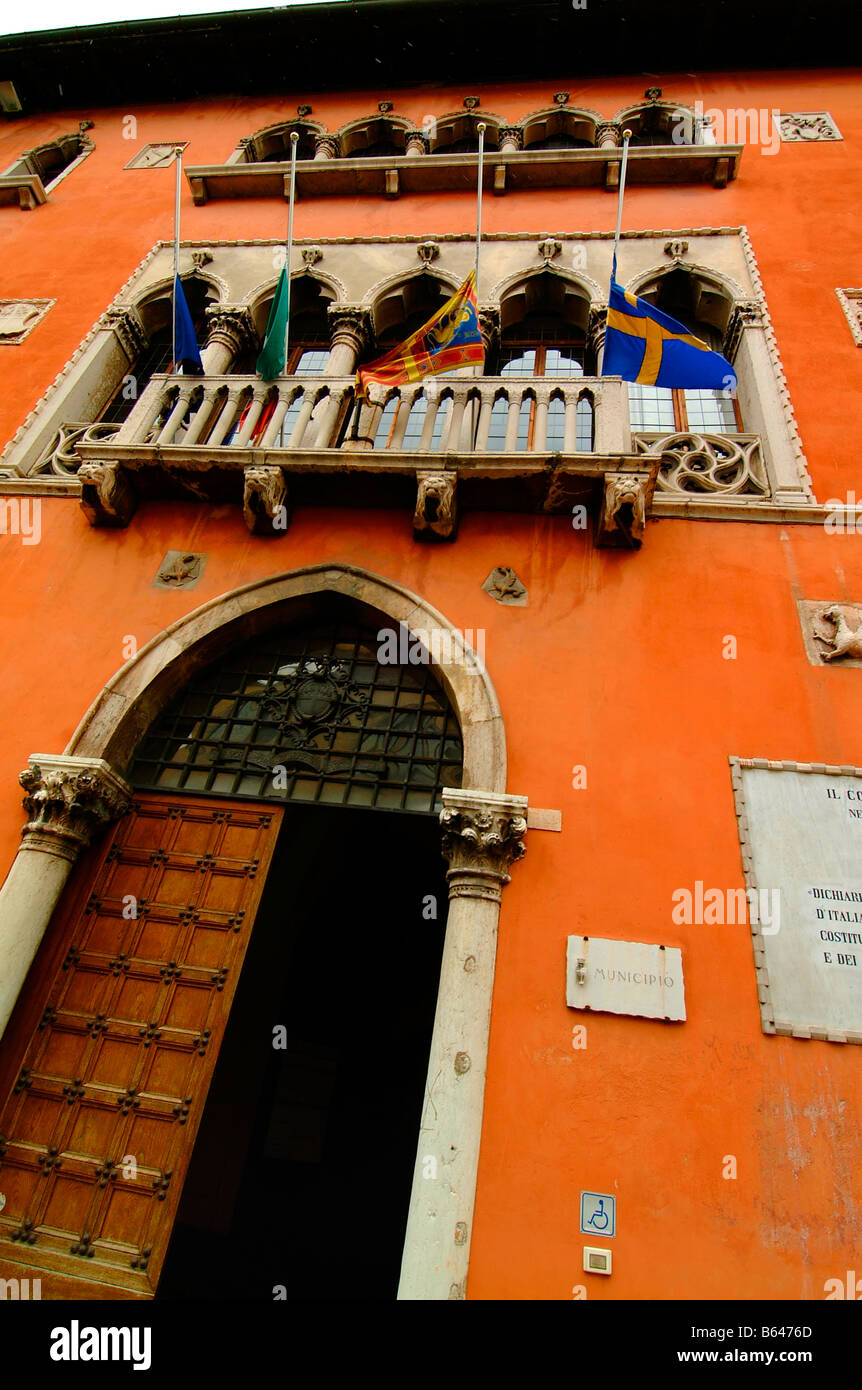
<box><xmin>611</xmin><ymin>128</ymin><xmax>632</xmax><ymax>277</ymax></box>
<box><xmin>173</xmin><ymin>145</ymin><xmax>183</xmax><ymax>373</ymax></box>
<box><xmin>601</xmin><ymin>128</ymin><xmax>632</xmax><ymax>376</ymax></box>
<box><xmin>475</xmin><ymin>122</ymin><xmax>486</xmax><ymax>288</ymax></box>
<box><xmin>283</xmin><ymin>131</ymin><xmax>299</xmax><ymax>376</ymax></box>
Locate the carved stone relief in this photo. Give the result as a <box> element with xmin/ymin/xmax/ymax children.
<box><xmin>0</xmin><ymin>298</ymin><xmax>54</xmax><ymax>345</ymax></box>
<box><xmin>152</xmin><ymin>551</ymin><xmax>207</xmax><ymax>590</ymax></box>
<box><xmin>798</xmin><ymin>600</ymin><xmax>862</xmax><ymax>668</ymax></box>
<box><xmin>778</xmin><ymin>112</ymin><xmax>842</xmax><ymax>142</ymax></box>
<box><xmin>482</xmin><ymin>566</ymin><xmax>528</xmax><ymax>605</ymax></box>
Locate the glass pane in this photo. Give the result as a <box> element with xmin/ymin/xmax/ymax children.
<box><xmin>486</xmin><ymin>396</ymin><xmax>509</xmax><ymax>448</ymax></box>
<box><xmin>374</xmin><ymin>397</ymin><xmax>399</xmax><ymax>449</ymax></box>
<box><xmin>576</xmin><ymin>397</ymin><xmax>594</xmax><ymax>450</ymax></box>
<box><xmin>516</xmin><ymin>397</ymin><xmax>532</xmax><ymax>451</ymax></box>
<box><xmin>546</xmin><ymin>396</ymin><xmax>566</xmax><ymax>450</ymax></box>
<box><xmin>628</xmin><ymin>384</ymin><xmax>675</xmax><ymax>430</ymax></box>
<box><xmin>500</xmin><ymin>350</ymin><xmax>537</xmax><ymax>376</ymax></box>
<box><xmin>294</xmin><ymin>349</ymin><xmax>329</xmax><ymax>375</ymax></box>
<box><xmin>402</xmin><ymin>396</ymin><xmax>427</xmax><ymax>450</ymax></box>
<box><xmin>429</xmin><ymin>397</ymin><xmax>451</xmax><ymax>449</ymax></box>
<box><xmin>543</xmin><ymin>348</ymin><xmax>584</xmax><ymax>377</ymax></box>
<box><xmin>683</xmin><ymin>389</ymin><xmax>737</xmax><ymax>430</ymax></box>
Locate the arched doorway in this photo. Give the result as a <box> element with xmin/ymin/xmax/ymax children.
<box><xmin>0</xmin><ymin>566</ymin><xmax>523</xmax><ymax>1301</ymax></box>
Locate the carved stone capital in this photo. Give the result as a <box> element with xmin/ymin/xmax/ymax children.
<box><xmin>314</xmin><ymin>135</ymin><xmax>340</xmax><ymax>160</ymax></box>
<box><xmin>478</xmin><ymin>306</ymin><xmax>499</xmax><ymax>354</ymax></box>
<box><xmin>243</xmin><ymin>465</ymin><xmax>290</xmax><ymax>536</ymax></box>
<box><xmin>79</xmin><ymin>461</ymin><xmax>137</xmax><ymax>528</ymax></box>
<box><xmin>204</xmin><ymin>304</ymin><xmax>258</xmax><ymax>356</ymax></box>
<box><xmin>498</xmin><ymin>125</ymin><xmax>523</xmax><ymax>151</ymax></box>
<box><xmin>440</xmin><ymin>789</ymin><xmax>528</xmax><ymax>902</ymax></box>
<box><xmin>598</xmin><ymin>470</ymin><xmax>651</xmax><ymax>548</ymax></box>
<box><xmin>587</xmin><ymin>304</ymin><xmax>608</xmax><ymax>356</ymax></box>
<box><xmin>414</xmin><ymin>471</ymin><xmax>458</xmax><ymax>542</ymax></box>
<box><xmin>404</xmin><ymin>130</ymin><xmax>430</xmax><ymax>155</ymax></box>
<box><xmin>327</xmin><ymin>304</ymin><xmax>370</xmax><ymax>352</ymax></box>
<box><xmin>19</xmin><ymin>756</ymin><xmax>131</xmax><ymax>860</ymax></box>
<box><xmin>724</xmin><ymin>300</ymin><xmax>763</xmax><ymax>359</ymax></box>
<box><xmin>102</xmin><ymin>305</ymin><xmax>148</xmax><ymax>360</ymax></box>
<box><xmin>595</xmin><ymin>122</ymin><xmax>622</xmax><ymax>148</ymax></box>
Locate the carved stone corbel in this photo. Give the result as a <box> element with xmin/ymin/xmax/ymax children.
<box><xmin>597</xmin><ymin>470</ymin><xmax>651</xmax><ymax>548</ymax></box>
<box><xmin>414</xmin><ymin>471</ymin><xmax>458</xmax><ymax>542</ymax></box>
<box><xmin>440</xmin><ymin>789</ymin><xmax>528</xmax><ymax>902</ymax></box>
<box><xmin>243</xmin><ymin>464</ymin><xmax>289</xmax><ymax>536</ymax></box>
<box><xmin>78</xmin><ymin>460</ymin><xmax>137</xmax><ymax>528</ymax></box>
<box><xmin>19</xmin><ymin>755</ymin><xmax>131</xmax><ymax>860</ymax></box>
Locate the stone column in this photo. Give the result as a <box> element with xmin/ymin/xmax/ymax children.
<box><xmin>325</xmin><ymin>305</ymin><xmax>369</xmax><ymax>376</ymax></box>
<box><xmin>202</xmin><ymin>306</ymin><xmax>258</xmax><ymax>375</ymax></box>
<box><xmin>0</xmin><ymin>756</ymin><xmax>131</xmax><ymax>1039</ymax></box>
<box><xmin>397</xmin><ymin>788</ymin><xmax>527</xmax><ymax>1301</ymax></box>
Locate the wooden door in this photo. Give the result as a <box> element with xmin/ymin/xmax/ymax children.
<box><xmin>0</xmin><ymin>794</ymin><xmax>282</xmax><ymax>1298</ymax></box>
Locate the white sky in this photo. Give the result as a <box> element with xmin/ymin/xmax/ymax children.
<box><xmin>0</xmin><ymin>0</ymin><xmax>334</xmax><ymax>38</ymax></box>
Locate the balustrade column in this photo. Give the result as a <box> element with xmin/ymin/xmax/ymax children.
<box><xmin>157</xmin><ymin>383</ymin><xmax>195</xmax><ymax>445</ymax></box>
<box><xmin>235</xmin><ymin>387</ymin><xmax>268</xmax><ymax>445</ymax></box>
<box><xmin>0</xmin><ymin>757</ymin><xmax>131</xmax><ymax>1039</ymax></box>
<box><xmin>207</xmin><ymin>385</ymin><xmax>244</xmax><ymax>446</ymax></box>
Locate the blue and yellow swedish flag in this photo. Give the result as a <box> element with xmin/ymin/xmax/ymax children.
<box><xmin>602</xmin><ymin>266</ymin><xmax>736</xmax><ymax>392</ymax></box>
<box><xmin>356</xmin><ymin>270</ymin><xmax>484</xmax><ymax>398</ymax></box>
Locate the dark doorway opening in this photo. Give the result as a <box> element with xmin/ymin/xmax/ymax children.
<box><xmin>157</xmin><ymin>802</ymin><xmax>448</xmax><ymax>1301</ymax></box>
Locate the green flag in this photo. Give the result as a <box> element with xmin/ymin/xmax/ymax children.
<box><xmin>256</xmin><ymin>267</ymin><xmax>290</xmax><ymax>381</ymax></box>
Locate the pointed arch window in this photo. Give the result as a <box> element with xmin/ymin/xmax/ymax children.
<box><xmin>624</xmin><ymin>268</ymin><xmax>742</xmax><ymax>433</ymax></box>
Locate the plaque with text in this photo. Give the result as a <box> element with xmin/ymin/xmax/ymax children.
<box><xmin>731</xmin><ymin>758</ymin><xmax>862</xmax><ymax>1043</ymax></box>
<box><xmin>566</xmin><ymin>936</ymin><xmax>685</xmax><ymax>1021</ymax></box>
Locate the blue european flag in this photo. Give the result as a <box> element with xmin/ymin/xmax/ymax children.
<box><xmin>603</xmin><ymin>270</ymin><xmax>736</xmax><ymax>392</ymax></box>
<box><xmin>173</xmin><ymin>276</ymin><xmax>204</xmax><ymax>375</ymax></box>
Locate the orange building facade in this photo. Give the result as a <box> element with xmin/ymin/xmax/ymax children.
<box><xmin>0</xmin><ymin>9</ymin><xmax>860</xmax><ymax>1306</ymax></box>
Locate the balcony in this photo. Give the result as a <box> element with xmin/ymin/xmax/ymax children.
<box><xmin>185</xmin><ymin>144</ymin><xmax>743</xmax><ymax>205</ymax></box>
<box><xmin>68</xmin><ymin>370</ymin><xmax>657</xmax><ymax>545</ymax></box>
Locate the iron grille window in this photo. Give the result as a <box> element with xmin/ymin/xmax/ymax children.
<box><xmin>128</xmin><ymin>622</ymin><xmax>463</xmax><ymax>815</ymax></box>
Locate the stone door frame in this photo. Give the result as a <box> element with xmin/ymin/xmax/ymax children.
<box><xmin>0</xmin><ymin>563</ymin><xmax>527</xmax><ymax>1300</ymax></box>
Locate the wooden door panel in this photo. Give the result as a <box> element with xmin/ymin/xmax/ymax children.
<box><xmin>0</xmin><ymin>793</ymin><xmax>282</xmax><ymax>1298</ymax></box>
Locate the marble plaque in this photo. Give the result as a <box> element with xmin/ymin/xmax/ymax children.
<box><xmin>731</xmin><ymin>758</ymin><xmax>862</xmax><ymax>1043</ymax></box>
<box><xmin>566</xmin><ymin>936</ymin><xmax>685</xmax><ymax>1021</ymax></box>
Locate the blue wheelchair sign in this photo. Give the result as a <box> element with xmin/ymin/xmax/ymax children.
<box><xmin>580</xmin><ymin>1191</ymin><xmax>616</xmax><ymax>1238</ymax></box>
